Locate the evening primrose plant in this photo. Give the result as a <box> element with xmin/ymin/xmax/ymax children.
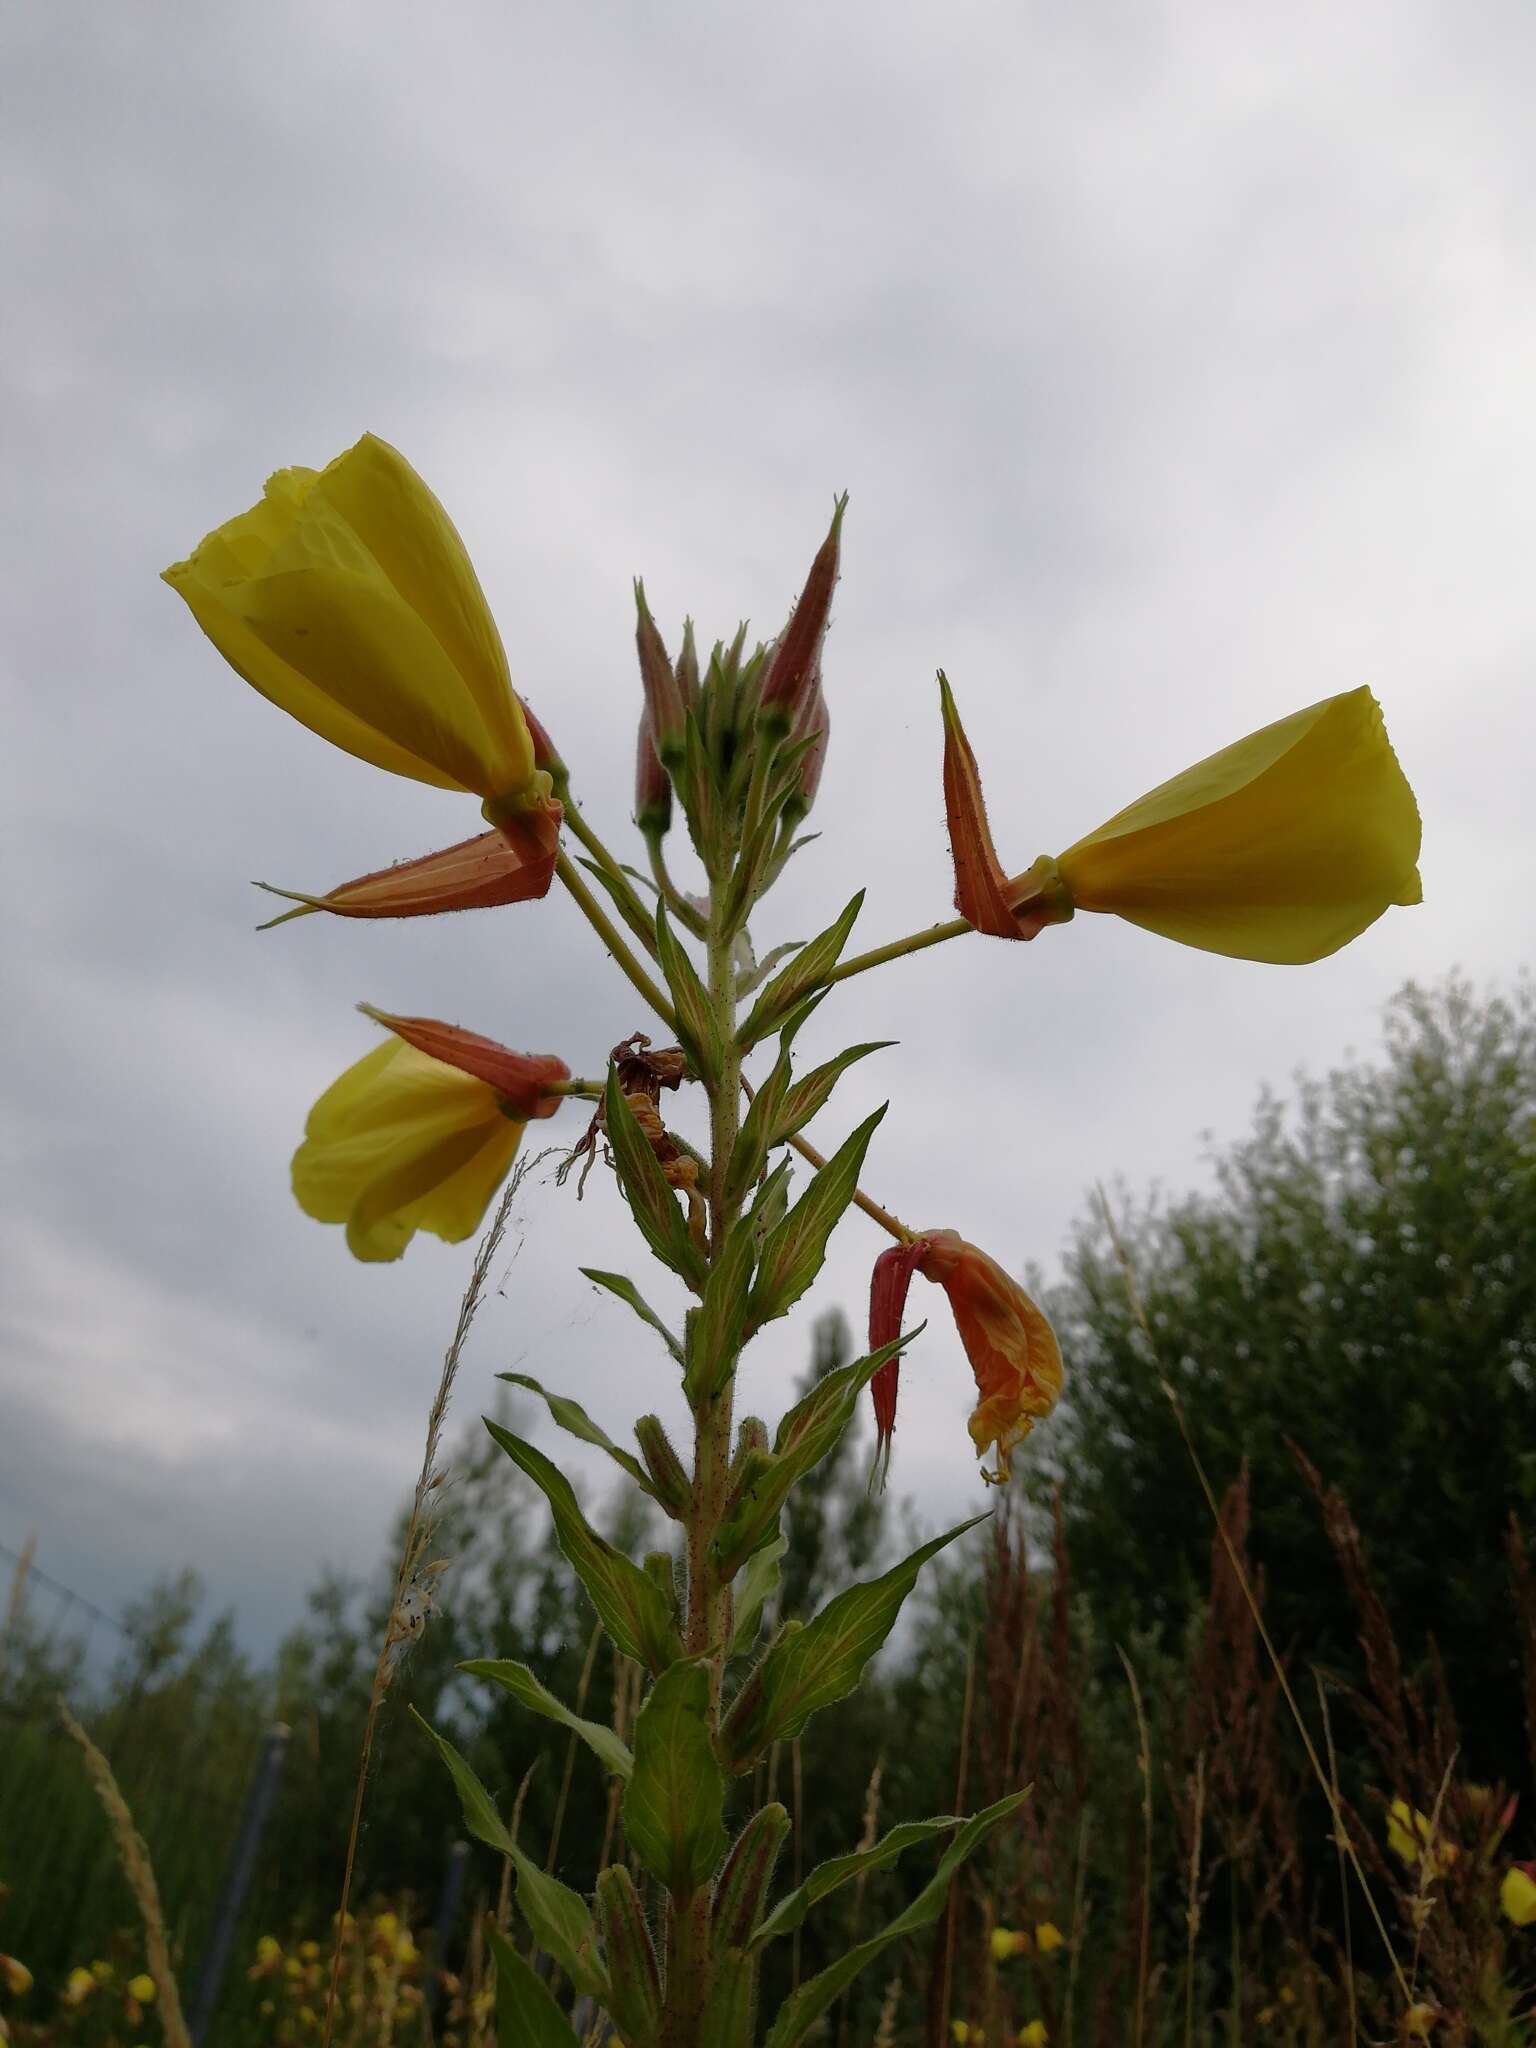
<box><xmin>164</xmin><ymin>433</ymin><xmax>1422</xmax><ymax>2048</ymax></box>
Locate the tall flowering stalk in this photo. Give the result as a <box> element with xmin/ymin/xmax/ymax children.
<box><xmin>165</xmin><ymin>435</ymin><xmax>1422</xmax><ymax>2047</ymax></box>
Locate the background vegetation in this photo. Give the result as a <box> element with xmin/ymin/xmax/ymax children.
<box><xmin>3</xmin><ymin>977</ymin><xmax>1533</xmax><ymax>2044</ymax></box>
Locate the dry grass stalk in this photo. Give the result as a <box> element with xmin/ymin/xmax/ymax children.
<box><xmin>59</xmin><ymin>1697</ymin><xmax>192</xmax><ymax>2048</ymax></box>
<box><xmin>1182</xmin><ymin>1748</ymin><xmax>1204</xmax><ymax>2048</ymax></box>
<box><xmin>1093</xmin><ymin>1183</ymin><xmax>1413</xmax><ymax>2014</ymax></box>
<box><xmin>873</xmin><ymin>1974</ymin><xmax>902</xmax><ymax>2048</ymax></box>
<box><xmin>1315</xmin><ymin>1671</ymin><xmax>1359</xmax><ymax>2045</ymax></box>
<box><xmin>833</xmin><ymin>1760</ymin><xmax>886</xmax><ymax>2048</ymax></box>
<box><xmin>932</xmin><ymin>1635</ymin><xmax>976</xmax><ymax>2046</ymax></box>
<box><xmin>1118</xmin><ymin>1647</ymin><xmax>1153</xmax><ymax>2048</ymax></box>
<box><xmin>323</xmin><ymin>1167</ymin><xmax>528</xmax><ymax>2048</ymax></box>
<box><xmin>791</xmin><ymin>1735</ymin><xmax>806</xmax><ymax>1992</ymax></box>
<box><xmin>499</xmin><ymin>1759</ymin><xmax>539</xmax><ymax>1935</ymax></box>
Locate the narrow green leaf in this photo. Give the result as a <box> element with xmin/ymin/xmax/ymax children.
<box><xmin>486</xmin><ymin>1419</ymin><xmax>682</xmax><ymax>1673</ymax></box>
<box><xmin>414</xmin><ymin>1714</ymin><xmax>608</xmax><ymax>1999</ymax></box>
<box><xmin>711</xmin><ymin>1331</ymin><xmax>922</xmax><ymax>1576</ymax></box>
<box><xmin>729</xmin><ymin>1528</ymin><xmax>788</xmax><ymax>1658</ymax></box>
<box><xmin>412</xmin><ymin>1710</ymin><xmax>513</xmax><ymax>1854</ymax></box>
<box><xmin>748</xmin><ymin>1157</ymin><xmax>793</xmax><ymax>1245</ymax></box>
<box><xmin>655</xmin><ymin>901</ymin><xmax>722</xmax><ymax>1087</ymax></box>
<box><xmin>459</xmin><ymin>1658</ymin><xmax>634</xmax><ymax>1780</ymax></box>
<box><xmin>778</xmin><ymin>1043</ymin><xmax>895</xmax><ymax>1142</ymax></box>
<box><xmin>750</xmin><ymin>1814</ymin><xmax>979</xmax><ymax>1950</ymax></box>
<box><xmin>497</xmin><ymin>1373</ymin><xmax>653</xmax><ymax>1499</ymax></box>
<box><xmin>680</xmin><ymin>706</ymin><xmax>722</xmax><ymax>870</ymax></box>
<box><xmin>725</xmin><ymin>1044</ymin><xmax>794</xmax><ymax>1208</ymax></box>
<box><xmin>738</xmin><ymin>890</ymin><xmax>865</xmax><ymax>1047</ymax></box>
<box><xmin>749</xmin><ymin>1106</ymin><xmax>888</xmax><ymax>1325</ymax></box>
<box><xmin>578</xmin><ymin>1268</ymin><xmax>685</xmax><ymax>1365</ymax></box>
<box><xmin>570</xmin><ymin>853</ymin><xmax>660</xmax><ymax>957</ymax></box>
<box><xmin>624</xmin><ymin>1658</ymin><xmax>730</xmax><ymax>1896</ymax></box>
<box><xmin>603</xmin><ymin>1071</ymin><xmax>707</xmax><ymax>1291</ymax></box>
<box><xmin>595</xmin><ymin>1867</ymin><xmax>664</xmax><ymax>2041</ymax></box>
<box><xmin>488</xmin><ymin>1924</ymin><xmax>582</xmax><ymax>2048</ymax></box>
<box><xmin>684</xmin><ymin>1213</ymin><xmax>757</xmax><ymax>1404</ymax></box>
<box><xmin>719</xmin><ymin>1518</ymin><xmax>985</xmax><ymax>1770</ymax></box>
<box><xmin>761</xmin><ymin>1793</ymin><xmax>1030</xmax><ymax>2048</ymax></box>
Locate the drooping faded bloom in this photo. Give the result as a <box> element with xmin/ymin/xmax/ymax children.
<box><xmin>869</xmin><ymin>1230</ymin><xmax>1062</xmax><ymax>1485</ymax></box>
<box><xmin>291</xmin><ymin>1009</ymin><xmax>568</xmax><ymax>1262</ymax></box>
<box><xmin>255</xmin><ymin>822</ymin><xmax>561</xmax><ymax>927</ymax></box>
<box><xmin>940</xmin><ymin>677</ymin><xmax>1421</xmax><ymax>965</ymax></box>
<box><xmin>163</xmin><ymin>434</ymin><xmax>550</xmax><ymax>823</ymax></box>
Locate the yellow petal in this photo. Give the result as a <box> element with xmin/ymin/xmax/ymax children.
<box><xmin>292</xmin><ymin>1038</ymin><xmax>521</xmax><ymax>1262</ymax></box>
<box><xmin>1057</xmin><ymin>688</ymin><xmax>1421</xmax><ymax>964</ymax></box>
<box><xmin>1501</xmin><ymin>1865</ymin><xmax>1536</xmax><ymax>1926</ymax></box>
<box><xmin>164</xmin><ymin>436</ymin><xmax>536</xmax><ymax>802</ymax></box>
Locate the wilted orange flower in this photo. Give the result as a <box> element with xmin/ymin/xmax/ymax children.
<box><xmin>870</xmin><ymin>1230</ymin><xmax>1062</xmax><ymax>1484</ymax></box>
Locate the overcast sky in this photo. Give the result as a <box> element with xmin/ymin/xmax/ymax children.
<box><xmin>5</xmin><ymin>0</ymin><xmax>1533</xmax><ymax>1659</ymax></box>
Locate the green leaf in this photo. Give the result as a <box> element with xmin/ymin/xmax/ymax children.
<box><xmin>624</xmin><ymin>1659</ymin><xmax>730</xmax><ymax>1897</ymax></box>
<box><xmin>459</xmin><ymin>1659</ymin><xmax>634</xmax><ymax>1780</ymax></box>
<box><xmin>412</xmin><ymin>1709</ymin><xmax>513</xmax><ymax>1855</ymax></box>
<box><xmin>578</xmin><ymin>1268</ymin><xmax>686</xmax><ymax>1365</ymax></box>
<box><xmin>750</xmin><ymin>1813</ymin><xmax>985</xmax><ymax>1950</ymax></box>
<box><xmin>603</xmin><ymin>1070</ymin><xmax>707</xmax><ymax>1292</ymax></box>
<box><xmin>725</xmin><ymin>1046</ymin><xmax>794</xmax><ymax>1208</ymax></box>
<box><xmin>737</xmin><ymin>890</ymin><xmax>865</xmax><ymax>1047</ymax></box>
<box><xmin>719</xmin><ymin>1519</ymin><xmax>984</xmax><ymax>1770</ymax></box>
<box><xmin>710</xmin><ymin>1332</ymin><xmax>922</xmax><ymax>1576</ymax></box>
<box><xmin>729</xmin><ymin>1528</ymin><xmax>788</xmax><ymax>1658</ymax></box>
<box><xmin>748</xmin><ymin>1157</ymin><xmax>793</xmax><ymax>1244</ymax></box>
<box><xmin>684</xmin><ymin>1213</ymin><xmax>757</xmax><ymax>1403</ymax></box>
<box><xmin>497</xmin><ymin>1373</ymin><xmax>654</xmax><ymax>1499</ymax></box>
<box><xmin>485</xmin><ymin>1419</ymin><xmax>682</xmax><ymax>1673</ymax></box>
<box><xmin>655</xmin><ymin>901</ymin><xmax>722</xmax><ymax>1087</ymax></box>
<box><xmin>778</xmin><ymin>1043</ymin><xmax>895</xmax><ymax>1142</ymax></box>
<box><xmin>761</xmin><ymin>1796</ymin><xmax>1031</xmax><ymax>2048</ymax></box>
<box><xmin>488</xmin><ymin>1924</ymin><xmax>582</xmax><ymax>2048</ymax></box>
<box><xmin>414</xmin><ymin>1714</ymin><xmax>608</xmax><ymax>2000</ymax></box>
<box><xmin>749</xmin><ymin>1106</ymin><xmax>887</xmax><ymax>1325</ymax></box>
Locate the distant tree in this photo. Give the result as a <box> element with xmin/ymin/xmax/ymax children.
<box><xmin>1044</xmin><ymin>976</ymin><xmax>1536</xmax><ymax>1785</ymax></box>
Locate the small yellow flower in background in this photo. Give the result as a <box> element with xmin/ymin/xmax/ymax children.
<box><xmin>90</xmin><ymin>1960</ymin><xmax>113</xmax><ymax>1983</ymax></box>
<box><xmin>291</xmin><ymin>1015</ymin><xmax>569</xmax><ymax>1262</ymax></box>
<box><xmin>283</xmin><ymin>1957</ymin><xmax>303</xmax><ymax>1979</ymax></box>
<box><xmin>127</xmin><ymin>1974</ymin><xmax>155</xmax><ymax>2004</ymax></box>
<box><xmin>63</xmin><ymin>1968</ymin><xmax>95</xmax><ymax>2004</ymax></box>
<box><xmin>1404</xmin><ymin>2002</ymin><xmax>1438</xmax><ymax>2037</ymax></box>
<box><xmin>0</xmin><ymin>1956</ymin><xmax>31</xmax><ymax>1997</ymax></box>
<box><xmin>1034</xmin><ymin>1920</ymin><xmax>1064</xmax><ymax>1954</ymax></box>
<box><xmin>394</xmin><ymin>1932</ymin><xmax>419</xmax><ymax>1965</ymax></box>
<box><xmin>299</xmin><ymin>2003</ymin><xmax>318</xmax><ymax>2028</ymax></box>
<box><xmin>255</xmin><ymin>1935</ymin><xmax>282</xmax><ymax>1966</ymax></box>
<box><xmin>372</xmin><ymin>1912</ymin><xmax>399</xmax><ymax>1940</ymax></box>
<box><xmin>163</xmin><ymin>434</ymin><xmax>545</xmax><ymax>815</ymax></box>
<box><xmin>1278</xmin><ymin>1985</ymin><xmax>1296</xmax><ymax>2006</ymax></box>
<box><xmin>1256</xmin><ymin>2008</ymin><xmax>1278</xmax><ymax>2027</ymax></box>
<box><xmin>1018</xmin><ymin>2023</ymin><xmax>1049</xmax><ymax>2047</ymax></box>
<box><xmin>298</xmin><ymin>1940</ymin><xmax>320</xmax><ymax>1961</ymax></box>
<box><xmin>990</xmin><ymin>1926</ymin><xmax>1031</xmax><ymax>1961</ymax></box>
<box><xmin>950</xmin><ymin>2024</ymin><xmax>984</xmax><ymax>2046</ymax></box>
<box><xmin>1386</xmin><ymin>1798</ymin><xmax>1456</xmax><ymax>1878</ymax></box>
<box><xmin>1502</xmin><ymin>1863</ymin><xmax>1536</xmax><ymax>1926</ymax></box>
<box><xmin>941</xmin><ymin>680</ymin><xmax>1420</xmax><ymax>965</ymax></box>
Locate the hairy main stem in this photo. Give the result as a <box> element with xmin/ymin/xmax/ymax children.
<box><xmin>666</xmin><ymin>893</ymin><xmax>744</xmax><ymax>2042</ymax></box>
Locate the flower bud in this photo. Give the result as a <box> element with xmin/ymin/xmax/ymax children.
<box><xmin>256</xmin><ymin>817</ymin><xmax>560</xmax><ymax>928</ymax></box>
<box><xmin>634</xmin><ymin>580</ymin><xmax>687</xmax><ymax>766</ymax></box>
<box><xmin>634</xmin><ymin>710</ymin><xmax>672</xmax><ymax>837</ymax></box>
<box><xmin>757</xmin><ymin>496</ymin><xmax>846</xmax><ymax>737</ymax></box>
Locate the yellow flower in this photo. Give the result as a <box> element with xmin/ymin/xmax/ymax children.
<box><xmin>90</xmin><ymin>1961</ymin><xmax>113</xmax><ymax>1983</ymax></box>
<box><xmin>372</xmin><ymin>1913</ymin><xmax>399</xmax><ymax>1941</ymax></box>
<box><xmin>951</xmin><ymin>2026</ymin><xmax>983</xmax><ymax>2046</ymax></box>
<box><xmin>394</xmin><ymin>1933</ymin><xmax>419</xmax><ymax>1965</ymax></box>
<box><xmin>990</xmin><ymin>1926</ymin><xmax>1031</xmax><ymax>1961</ymax></box>
<box><xmin>0</xmin><ymin>1957</ymin><xmax>31</xmax><ymax>1997</ymax></box>
<box><xmin>1047</xmin><ymin>688</ymin><xmax>1421</xmax><ymax>963</ymax></box>
<box><xmin>284</xmin><ymin>1957</ymin><xmax>303</xmax><ymax>1979</ymax></box>
<box><xmin>163</xmin><ymin>434</ymin><xmax>544</xmax><ymax>813</ymax></box>
<box><xmin>1019</xmin><ymin>2025</ymin><xmax>1049</xmax><ymax>2047</ymax></box>
<box><xmin>292</xmin><ymin>1019</ymin><xmax>567</xmax><ymax>1262</ymax></box>
<box><xmin>1386</xmin><ymin>1798</ymin><xmax>1456</xmax><ymax>1878</ymax></box>
<box><xmin>943</xmin><ymin>679</ymin><xmax>1420</xmax><ymax>965</ymax></box>
<box><xmin>1404</xmin><ymin>2003</ymin><xmax>1437</xmax><ymax>2037</ymax></box>
<box><xmin>298</xmin><ymin>1942</ymin><xmax>320</xmax><ymax>1961</ymax></box>
<box><xmin>63</xmin><ymin>1968</ymin><xmax>95</xmax><ymax>2004</ymax></box>
<box><xmin>127</xmin><ymin>1975</ymin><xmax>155</xmax><ymax>2004</ymax></box>
<box><xmin>1034</xmin><ymin>1920</ymin><xmax>1064</xmax><ymax>1954</ymax></box>
<box><xmin>1502</xmin><ymin>1864</ymin><xmax>1536</xmax><ymax>1926</ymax></box>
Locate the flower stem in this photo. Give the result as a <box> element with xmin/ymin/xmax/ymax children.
<box><xmin>780</xmin><ymin>1126</ymin><xmax>914</xmax><ymax>1244</ymax></box>
<box><xmin>560</xmin><ymin>799</ymin><xmax>663</xmax><ymax>955</ymax></box>
<box><xmin>554</xmin><ymin>850</ymin><xmax>678</xmax><ymax>1032</ymax></box>
<box><xmin>823</xmin><ymin>914</ymin><xmax>973</xmax><ymax>987</ymax></box>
